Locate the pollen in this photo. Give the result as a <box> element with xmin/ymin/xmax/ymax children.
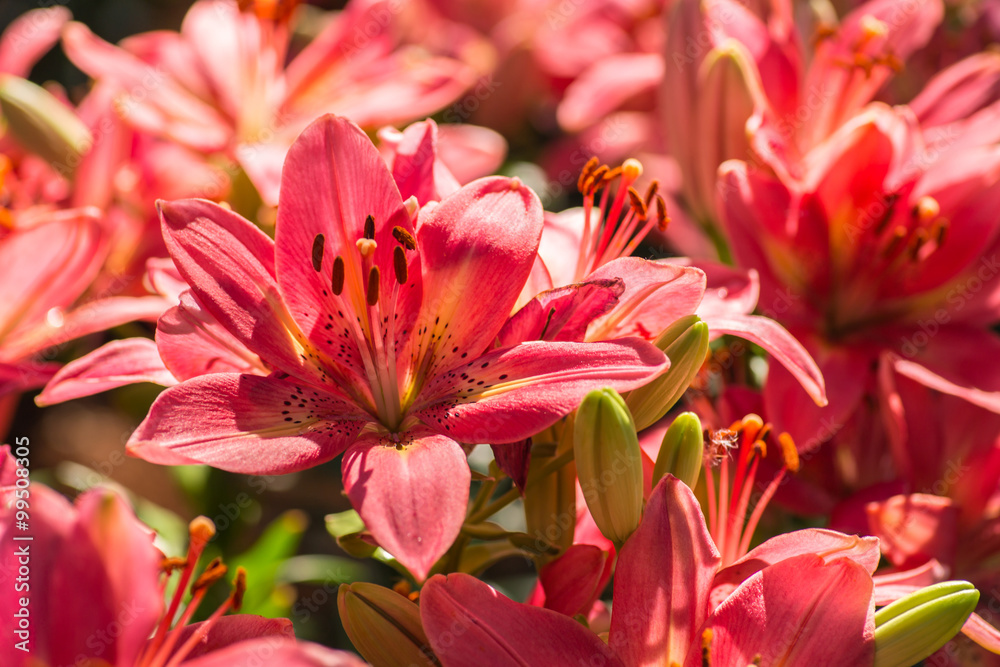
<box><xmin>393</xmin><ymin>246</ymin><xmax>408</xmax><ymax>284</ymax></box>
<box><xmin>311</xmin><ymin>233</ymin><xmax>325</xmax><ymax>271</ymax></box>
<box><xmin>778</xmin><ymin>432</ymin><xmax>800</xmax><ymax>473</ymax></box>
<box><xmin>332</xmin><ymin>256</ymin><xmax>346</xmax><ymax>295</ymax></box>
<box><xmin>392</xmin><ymin>225</ymin><xmax>417</xmax><ymax>250</ymax></box>
<box><xmin>366</xmin><ymin>266</ymin><xmax>380</xmax><ymax>305</ymax></box>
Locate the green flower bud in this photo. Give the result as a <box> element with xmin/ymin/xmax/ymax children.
<box><xmin>0</xmin><ymin>75</ymin><xmax>91</xmax><ymax>175</ymax></box>
<box><xmin>652</xmin><ymin>411</ymin><xmax>703</xmax><ymax>490</ymax></box>
<box><xmin>338</xmin><ymin>582</ymin><xmax>438</xmax><ymax>666</ymax></box>
<box><xmin>626</xmin><ymin>315</ymin><xmax>709</xmax><ymax>431</ymax></box>
<box><xmin>523</xmin><ymin>428</ymin><xmax>576</xmax><ymax>564</ymax></box>
<box><xmin>574</xmin><ymin>388</ymin><xmax>644</xmax><ymax>547</ymax></box>
<box><xmin>874</xmin><ymin>580</ymin><xmax>980</xmax><ymax>667</ymax></box>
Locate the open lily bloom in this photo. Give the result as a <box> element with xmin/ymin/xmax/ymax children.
<box><xmin>420</xmin><ymin>475</ymin><xmax>878</xmax><ymax>666</ymax></box>
<box><xmin>721</xmin><ymin>103</ymin><xmax>1000</xmax><ymax>466</ymax></box>
<box><xmin>128</xmin><ymin>114</ymin><xmax>669</xmax><ymax>580</ymax></box>
<box><xmin>0</xmin><ymin>447</ymin><xmax>364</xmax><ymax>667</ymax></box>
<box><xmin>62</xmin><ymin>0</ymin><xmax>484</xmax><ymax>205</ymax></box>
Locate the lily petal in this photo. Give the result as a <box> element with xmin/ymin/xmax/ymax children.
<box><xmin>703</xmin><ymin>312</ymin><xmax>827</xmax><ymax>405</ymax></box>
<box><xmin>127</xmin><ymin>373</ymin><xmax>366</xmax><ymax>474</ymax></box>
<box><xmin>156</xmin><ymin>291</ymin><xmax>267</xmax><ymax>382</ymax></box>
<box><xmin>183</xmin><ymin>638</ymin><xmax>368</xmax><ymax>667</ymax></box>
<box><xmin>609</xmin><ymin>476</ymin><xmax>721</xmax><ymax>666</ymax></box>
<box><xmin>404</xmin><ymin>176</ymin><xmax>543</xmax><ymax>383</ymax></box>
<box><xmin>36</xmin><ymin>338</ymin><xmax>176</xmax><ymax>406</ymax></box>
<box><xmin>420</xmin><ymin>572</ymin><xmax>623</xmax><ymax>666</ymax></box>
<box><xmin>413</xmin><ymin>339</ymin><xmax>668</xmax><ymax>444</ymax></box>
<box><xmin>0</xmin><ymin>6</ymin><xmax>70</xmax><ymax>77</ymax></box>
<box><xmin>701</xmin><ymin>553</ymin><xmax>875</xmax><ymax>666</ymax></box>
<box><xmin>342</xmin><ymin>433</ymin><xmax>469</xmax><ymax>581</ymax></box>
<box><xmin>497</xmin><ymin>279</ymin><xmax>624</xmax><ymax>345</ymax></box>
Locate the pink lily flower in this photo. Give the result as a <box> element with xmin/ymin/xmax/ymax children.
<box><xmin>720</xmin><ymin>103</ymin><xmax>1000</xmax><ymax>477</ymax></box>
<box><xmin>61</xmin><ymin>0</ymin><xmax>484</xmax><ymax>205</ymax></box>
<box><xmin>420</xmin><ymin>475</ymin><xmax>877</xmax><ymax>666</ymax></box>
<box><xmin>0</xmin><ymin>447</ymin><xmax>365</xmax><ymax>667</ymax></box>
<box><xmin>127</xmin><ymin>114</ymin><xmax>669</xmax><ymax>580</ymax></box>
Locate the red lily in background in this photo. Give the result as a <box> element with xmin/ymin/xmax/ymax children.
<box><xmin>720</xmin><ymin>103</ymin><xmax>1000</xmax><ymax>482</ymax></box>
<box><xmin>0</xmin><ymin>447</ymin><xmax>364</xmax><ymax>667</ymax></box>
<box><xmin>420</xmin><ymin>475</ymin><xmax>877</xmax><ymax>666</ymax></box>
<box><xmin>127</xmin><ymin>114</ymin><xmax>669</xmax><ymax>580</ymax></box>
<box><xmin>62</xmin><ymin>0</ymin><xmax>486</xmax><ymax>205</ymax></box>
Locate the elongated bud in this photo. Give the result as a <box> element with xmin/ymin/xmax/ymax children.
<box><xmin>652</xmin><ymin>412</ymin><xmax>703</xmax><ymax>490</ymax></box>
<box><xmin>873</xmin><ymin>581</ymin><xmax>979</xmax><ymax>667</ymax></box>
<box><xmin>524</xmin><ymin>425</ymin><xmax>576</xmax><ymax>564</ymax></box>
<box><xmin>338</xmin><ymin>582</ymin><xmax>438</xmax><ymax>666</ymax></box>
<box><xmin>626</xmin><ymin>315</ymin><xmax>709</xmax><ymax>431</ymax></box>
<box><xmin>0</xmin><ymin>75</ymin><xmax>92</xmax><ymax>175</ymax></box>
<box><xmin>574</xmin><ymin>388</ymin><xmax>643</xmax><ymax>547</ymax></box>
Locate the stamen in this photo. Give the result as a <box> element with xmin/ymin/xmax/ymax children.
<box><xmin>627</xmin><ymin>187</ymin><xmax>648</xmax><ymax>220</ymax></box>
<box><xmin>332</xmin><ymin>256</ymin><xmax>346</xmax><ymax>295</ymax></box>
<box><xmin>644</xmin><ymin>180</ymin><xmax>659</xmax><ymax>206</ymax></box>
<box><xmin>778</xmin><ymin>433</ymin><xmax>799</xmax><ymax>473</ymax></box>
<box><xmin>577</xmin><ymin>156</ymin><xmax>599</xmax><ymax>193</ymax></box>
<box><xmin>364</xmin><ymin>214</ymin><xmax>375</xmax><ymax>240</ymax></box>
<box><xmin>311</xmin><ymin>233</ymin><xmax>325</xmax><ymax>272</ymax></box>
<box><xmin>655</xmin><ymin>195</ymin><xmax>670</xmax><ymax>231</ymax></box>
<box><xmin>882</xmin><ymin>226</ymin><xmax>907</xmax><ymax>258</ymax></box>
<box><xmin>160</xmin><ymin>557</ymin><xmax>186</xmax><ymax>574</ymax></box>
<box><xmin>932</xmin><ymin>219</ymin><xmax>949</xmax><ymax>246</ymax></box>
<box><xmin>392</xmin><ymin>226</ymin><xmax>416</xmax><ymax>250</ymax></box>
<box><xmin>393</xmin><ymin>246</ymin><xmax>408</xmax><ymax>285</ymax></box>
<box><xmin>231</xmin><ymin>567</ymin><xmax>247</xmax><ymax>611</ymax></box>
<box><xmin>192</xmin><ymin>557</ymin><xmax>228</xmax><ymax>591</ymax></box>
<box><xmin>908</xmin><ymin>228</ymin><xmax>929</xmax><ymax>261</ymax></box>
<box><xmin>366</xmin><ymin>266</ymin><xmax>380</xmax><ymax>305</ymax></box>
<box><xmin>357</xmin><ymin>238</ymin><xmax>377</xmax><ymax>258</ymax></box>
<box><xmin>859</xmin><ymin>14</ymin><xmax>888</xmax><ymax>40</ymax></box>
<box><xmin>873</xmin><ymin>193</ymin><xmax>900</xmax><ymax>235</ymax></box>
<box><xmin>403</xmin><ymin>196</ymin><xmax>420</xmax><ymax>218</ymax></box>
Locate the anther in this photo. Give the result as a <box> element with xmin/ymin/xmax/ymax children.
<box><xmin>356</xmin><ymin>238</ymin><xmax>377</xmax><ymax>258</ymax></box>
<box><xmin>364</xmin><ymin>214</ymin><xmax>375</xmax><ymax>240</ymax></box>
<box><xmin>311</xmin><ymin>234</ymin><xmax>325</xmax><ymax>272</ymax></box>
<box><xmin>577</xmin><ymin>156</ymin><xmax>600</xmax><ymax>193</ymax></box>
<box><xmin>332</xmin><ymin>256</ymin><xmax>345</xmax><ymax>295</ymax></box>
<box><xmin>366</xmin><ymin>266</ymin><xmax>380</xmax><ymax>306</ymax></box>
<box><xmin>393</xmin><ymin>246</ymin><xmax>408</xmax><ymax>285</ymax></box>
<box><xmin>933</xmin><ymin>218</ymin><xmax>949</xmax><ymax>246</ymax></box>
<box><xmin>644</xmin><ymin>180</ymin><xmax>660</xmax><ymax>206</ymax></box>
<box><xmin>655</xmin><ymin>194</ymin><xmax>670</xmax><ymax>231</ymax></box>
<box><xmin>192</xmin><ymin>557</ymin><xmax>228</xmax><ymax>592</ymax></box>
<box><xmin>627</xmin><ymin>186</ymin><xmax>648</xmax><ymax>220</ymax></box>
<box><xmin>231</xmin><ymin>567</ymin><xmax>247</xmax><ymax>611</ymax></box>
<box><xmin>778</xmin><ymin>432</ymin><xmax>799</xmax><ymax>473</ymax></box>
<box><xmin>908</xmin><ymin>228</ymin><xmax>929</xmax><ymax>261</ymax></box>
<box><xmin>161</xmin><ymin>556</ymin><xmax>187</xmax><ymax>574</ymax></box>
<box><xmin>873</xmin><ymin>193</ymin><xmax>900</xmax><ymax>235</ymax></box>
<box><xmin>883</xmin><ymin>226</ymin><xmax>907</xmax><ymax>257</ymax></box>
<box><xmin>392</xmin><ymin>226</ymin><xmax>416</xmax><ymax>250</ymax></box>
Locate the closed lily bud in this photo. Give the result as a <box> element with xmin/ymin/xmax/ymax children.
<box><xmin>523</xmin><ymin>428</ymin><xmax>577</xmax><ymax>563</ymax></box>
<box><xmin>0</xmin><ymin>75</ymin><xmax>92</xmax><ymax>175</ymax></box>
<box><xmin>873</xmin><ymin>581</ymin><xmax>980</xmax><ymax>667</ymax></box>
<box><xmin>652</xmin><ymin>411</ymin><xmax>704</xmax><ymax>490</ymax></box>
<box><xmin>626</xmin><ymin>315</ymin><xmax>710</xmax><ymax>431</ymax></box>
<box><xmin>574</xmin><ymin>388</ymin><xmax>644</xmax><ymax>547</ymax></box>
<box><xmin>338</xmin><ymin>581</ymin><xmax>438</xmax><ymax>666</ymax></box>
